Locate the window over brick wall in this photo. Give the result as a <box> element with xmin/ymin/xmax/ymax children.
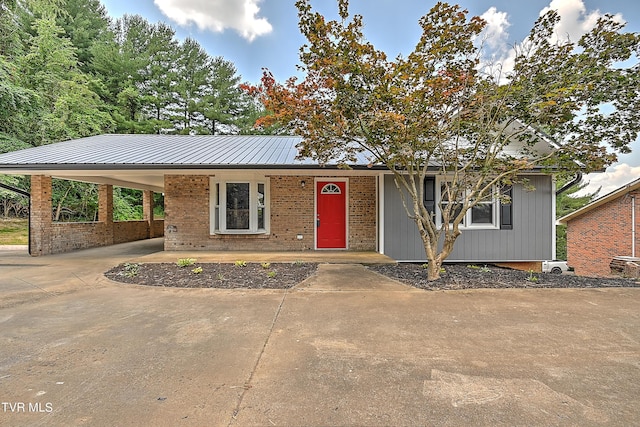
<box><xmin>210</xmin><ymin>176</ymin><xmax>270</xmax><ymax>234</ymax></box>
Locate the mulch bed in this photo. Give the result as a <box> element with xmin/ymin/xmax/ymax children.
<box><xmin>105</xmin><ymin>261</ymin><xmax>640</xmax><ymax>290</ymax></box>
<box><xmin>105</xmin><ymin>262</ymin><xmax>318</xmax><ymax>289</ymax></box>
<box><xmin>367</xmin><ymin>263</ymin><xmax>640</xmax><ymax>291</ymax></box>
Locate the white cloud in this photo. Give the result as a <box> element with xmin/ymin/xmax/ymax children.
<box><xmin>477</xmin><ymin>7</ymin><xmax>515</xmax><ymax>82</ymax></box>
<box><xmin>480</xmin><ymin>7</ymin><xmax>510</xmax><ymax>51</ymax></box>
<box><xmin>153</xmin><ymin>0</ymin><xmax>272</xmax><ymax>42</ymax></box>
<box><xmin>575</xmin><ymin>164</ymin><xmax>640</xmax><ymax>198</ymax></box>
<box><xmin>482</xmin><ymin>0</ymin><xmax>625</xmax><ymax>78</ymax></box>
<box><xmin>540</xmin><ymin>0</ymin><xmax>624</xmax><ymax>44</ymax></box>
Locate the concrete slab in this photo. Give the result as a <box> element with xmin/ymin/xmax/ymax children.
<box><xmin>297</xmin><ymin>263</ymin><xmax>420</xmax><ymax>292</ymax></box>
<box><xmin>0</xmin><ymin>285</ymin><xmax>286</xmax><ymax>426</ymax></box>
<box><xmin>232</xmin><ymin>288</ymin><xmax>640</xmax><ymax>426</ymax></box>
<box><xmin>1</xmin><ymin>240</ymin><xmax>639</xmax><ymax>426</ymax></box>
<box><xmin>135</xmin><ymin>250</ymin><xmax>396</xmax><ymax>265</ymax></box>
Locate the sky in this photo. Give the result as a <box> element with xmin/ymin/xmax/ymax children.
<box><xmin>99</xmin><ymin>0</ymin><xmax>639</xmax><ymax>196</ymax></box>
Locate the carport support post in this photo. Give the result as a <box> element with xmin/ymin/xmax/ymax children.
<box><xmin>98</xmin><ymin>184</ymin><xmax>114</xmax><ymax>245</ymax></box>
<box><xmin>143</xmin><ymin>190</ymin><xmax>155</xmax><ymax>238</ymax></box>
<box><xmin>30</xmin><ymin>175</ymin><xmax>53</xmax><ymax>256</ymax></box>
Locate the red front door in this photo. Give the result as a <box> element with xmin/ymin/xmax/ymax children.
<box><xmin>316</xmin><ymin>181</ymin><xmax>347</xmax><ymax>249</ymax></box>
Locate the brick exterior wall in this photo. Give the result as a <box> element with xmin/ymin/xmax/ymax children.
<box><xmin>348</xmin><ymin>176</ymin><xmax>377</xmax><ymax>250</ymax></box>
<box><xmin>567</xmin><ymin>190</ymin><xmax>640</xmax><ymax>277</ymax></box>
<box><xmin>163</xmin><ymin>174</ymin><xmax>378</xmax><ymax>251</ymax></box>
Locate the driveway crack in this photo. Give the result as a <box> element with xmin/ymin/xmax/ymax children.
<box><xmin>228</xmin><ymin>289</ymin><xmax>288</xmax><ymax>425</ymax></box>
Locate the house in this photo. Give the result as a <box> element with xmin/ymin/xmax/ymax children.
<box><xmin>0</xmin><ymin>134</ymin><xmax>557</xmax><ymax>270</ymax></box>
<box><xmin>558</xmin><ymin>177</ymin><xmax>640</xmax><ymax>277</ymax></box>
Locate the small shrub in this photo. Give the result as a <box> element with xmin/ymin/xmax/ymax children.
<box><xmin>467</xmin><ymin>264</ymin><xmax>490</xmax><ymax>273</ymax></box>
<box><xmin>191</xmin><ymin>266</ymin><xmax>203</xmax><ymax>274</ymax></box>
<box><xmin>293</xmin><ymin>260</ymin><xmax>304</xmax><ymax>266</ymax></box>
<box><xmin>261</xmin><ymin>262</ymin><xmax>271</xmax><ymax>269</ymax></box>
<box><xmin>124</xmin><ymin>262</ymin><xmax>139</xmax><ymax>277</ymax></box>
<box><xmin>235</xmin><ymin>260</ymin><xmax>247</xmax><ymax>267</ymax></box>
<box><xmin>267</xmin><ymin>270</ymin><xmax>277</xmax><ymax>279</ymax></box>
<box><xmin>216</xmin><ymin>273</ymin><xmax>225</xmax><ymax>281</ymax></box>
<box><xmin>527</xmin><ymin>270</ymin><xmax>539</xmax><ymax>282</ymax></box>
<box><xmin>177</xmin><ymin>258</ymin><xmax>196</xmax><ymax>267</ymax></box>
<box><xmin>422</xmin><ymin>263</ymin><xmax>445</xmax><ymax>273</ymax></box>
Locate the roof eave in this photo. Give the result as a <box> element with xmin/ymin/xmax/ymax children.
<box><xmin>558</xmin><ymin>178</ymin><xmax>640</xmax><ymax>224</ymax></box>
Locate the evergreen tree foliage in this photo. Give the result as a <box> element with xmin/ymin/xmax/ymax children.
<box><xmin>0</xmin><ymin>0</ymin><xmax>267</xmax><ymax>221</ymax></box>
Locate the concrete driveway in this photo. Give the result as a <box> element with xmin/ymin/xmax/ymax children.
<box><xmin>1</xmin><ymin>240</ymin><xmax>639</xmax><ymax>426</ymax></box>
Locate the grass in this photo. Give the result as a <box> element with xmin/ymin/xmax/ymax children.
<box><xmin>0</xmin><ymin>218</ymin><xmax>28</xmax><ymax>245</ymax></box>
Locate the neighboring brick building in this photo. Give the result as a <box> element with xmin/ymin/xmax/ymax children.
<box><xmin>559</xmin><ymin>178</ymin><xmax>640</xmax><ymax>277</ymax></box>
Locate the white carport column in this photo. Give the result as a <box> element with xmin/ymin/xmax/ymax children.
<box><xmin>143</xmin><ymin>190</ymin><xmax>155</xmax><ymax>238</ymax></box>
<box><xmin>29</xmin><ymin>175</ymin><xmax>53</xmax><ymax>256</ymax></box>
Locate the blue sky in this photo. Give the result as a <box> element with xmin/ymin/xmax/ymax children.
<box><xmin>99</xmin><ymin>0</ymin><xmax>639</xmax><ymax>194</ymax></box>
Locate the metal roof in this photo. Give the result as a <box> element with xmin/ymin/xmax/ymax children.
<box><xmin>0</xmin><ymin>135</ymin><xmax>306</xmax><ymax>168</ymax></box>
<box><xmin>0</xmin><ymin>134</ymin><xmax>379</xmax><ymax>169</ymax></box>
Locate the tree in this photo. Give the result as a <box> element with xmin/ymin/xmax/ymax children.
<box><xmin>140</xmin><ymin>22</ymin><xmax>178</xmax><ymax>133</ymax></box>
<box><xmin>203</xmin><ymin>57</ymin><xmax>245</xmax><ymax>134</ymax></box>
<box><xmin>56</xmin><ymin>0</ymin><xmax>110</xmax><ymax>72</ymax></box>
<box><xmin>172</xmin><ymin>37</ymin><xmax>211</xmax><ymax>134</ymax></box>
<box><xmin>90</xmin><ymin>14</ymin><xmax>154</xmax><ymax>133</ymax></box>
<box><xmin>255</xmin><ymin>0</ymin><xmax>640</xmax><ymax>280</ymax></box>
<box><xmin>19</xmin><ymin>16</ymin><xmax>113</xmax><ymax>145</ymax></box>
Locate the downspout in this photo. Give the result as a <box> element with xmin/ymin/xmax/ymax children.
<box><xmin>0</xmin><ymin>182</ymin><xmax>31</xmax><ymax>255</ymax></box>
<box><xmin>632</xmin><ymin>194</ymin><xmax>636</xmax><ymax>258</ymax></box>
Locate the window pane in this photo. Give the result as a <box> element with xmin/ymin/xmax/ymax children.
<box><xmin>214</xmin><ymin>183</ymin><xmax>220</xmax><ymax>231</ymax></box>
<box><xmin>441</xmin><ymin>203</ymin><xmax>464</xmax><ymax>225</ymax></box>
<box><xmin>471</xmin><ymin>203</ymin><xmax>493</xmax><ymax>224</ymax></box>
<box><xmin>441</xmin><ymin>183</ymin><xmax>452</xmax><ymax>202</ymax></box>
<box><xmin>257</xmin><ymin>183</ymin><xmax>265</xmax><ymax>207</ymax></box>
<box><xmin>257</xmin><ymin>183</ymin><xmax>265</xmax><ymax>229</ymax></box>
<box><xmin>226</xmin><ymin>183</ymin><xmax>249</xmax><ymax>229</ymax></box>
<box><xmin>258</xmin><ymin>207</ymin><xmax>264</xmax><ymax>229</ymax></box>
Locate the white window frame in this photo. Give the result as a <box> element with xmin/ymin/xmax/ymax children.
<box><xmin>435</xmin><ymin>178</ymin><xmax>499</xmax><ymax>230</ymax></box>
<box><xmin>210</xmin><ymin>176</ymin><xmax>270</xmax><ymax>235</ymax></box>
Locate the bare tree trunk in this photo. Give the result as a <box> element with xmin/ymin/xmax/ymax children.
<box><xmin>426</xmin><ymin>257</ymin><xmax>441</xmax><ymax>281</ymax></box>
<box><xmin>54</xmin><ymin>185</ymin><xmax>72</xmax><ymax>222</ymax></box>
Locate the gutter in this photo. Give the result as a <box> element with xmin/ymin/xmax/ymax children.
<box><xmin>0</xmin><ymin>182</ymin><xmax>31</xmax><ymax>255</ymax></box>
<box><xmin>555</xmin><ymin>172</ymin><xmax>583</xmax><ymax>196</ymax></box>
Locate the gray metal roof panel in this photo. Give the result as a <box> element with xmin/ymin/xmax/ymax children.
<box><xmin>0</xmin><ymin>134</ymin><xmax>346</xmax><ymax>168</ymax></box>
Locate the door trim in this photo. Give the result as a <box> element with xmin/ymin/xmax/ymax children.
<box><xmin>314</xmin><ymin>178</ymin><xmax>349</xmax><ymax>250</ymax></box>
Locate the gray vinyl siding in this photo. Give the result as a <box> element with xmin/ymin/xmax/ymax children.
<box><xmin>383</xmin><ymin>174</ymin><xmax>553</xmax><ymax>262</ymax></box>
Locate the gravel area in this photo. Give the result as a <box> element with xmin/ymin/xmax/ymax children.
<box><xmin>105</xmin><ymin>261</ymin><xmax>639</xmax><ymax>290</ymax></box>
<box><xmin>367</xmin><ymin>263</ymin><xmax>640</xmax><ymax>291</ymax></box>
